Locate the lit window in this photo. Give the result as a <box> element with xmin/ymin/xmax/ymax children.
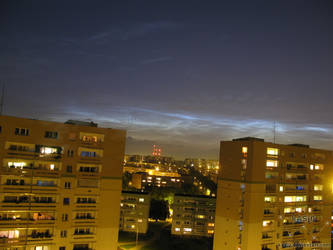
<box><xmin>314</xmin><ymin>185</ymin><xmax>323</xmax><ymax>191</ymax></box>
<box><xmin>208</xmin><ymin>230</ymin><xmax>214</xmax><ymax>234</ymax></box>
<box><xmin>295</xmin><ymin>207</ymin><xmax>303</xmax><ymax>213</ymax></box>
<box><xmin>208</xmin><ymin>223</ymin><xmax>214</xmax><ymax>227</ymax></box>
<box><xmin>267</xmin><ymin>148</ymin><xmax>278</xmax><ymax>156</ymax></box>
<box><xmin>315</xmin><ymin>164</ymin><xmax>324</xmax><ymax>170</ymax></box>
<box><xmin>183</xmin><ymin>228</ymin><xmax>192</xmax><ymax>232</ymax></box>
<box><xmin>284</xmin><ymin>196</ymin><xmax>306</xmax><ymax>203</ymax></box>
<box><xmin>50</xmin><ymin>164</ymin><xmax>55</xmax><ymax>170</ymax></box>
<box><xmin>279</xmin><ymin>186</ymin><xmax>284</xmax><ymax>192</ymax></box>
<box><xmin>242</xmin><ymin>147</ymin><xmax>248</xmax><ymax>156</ymax></box>
<box><xmin>266</xmin><ymin>160</ymin><xmax>278</xmax><ymax>168</ymax></box>
<box><xmin>308</xmin><ymin>208</ymin><xmax>312</xmax><ymax>213</ymax></box>
<box><xmin>139</xmin><ymin>198</ymin><xmax>144</xmax><ymax>202</ymax></box>
<box><xmin>138</xmin><ymin>219</ymin><xmax>143</xmax><ymax>223</ymax></box>
<box><xmin>131</xmin><ymin>225</ymin><xmax>135</xmax><ymax>229</ymax></box>
<box><xmin>8</xmin><ymin>162</ymin><xmax>26</xmax><ymax>169</ymax></box>
<box><xmin>40</xmin><ymin>147</ymin><xmax>57</xmax><ymax>155</ymax></box>
<box><xmin>310</xmin><ymin>164</ymin><xmax>314</xmax><ymax>170</ymax></box>
<box><xmin>175</xmin><ymin>228</ymin><xmax>180</xmax><ymax>232</ymax></box>
<box><xmin>197</xmin><ymin>215</ymin><xmax>205</xmax><ymax>219</ymax></box>
<box><xmin>314</xmin><ymin>195</ymin><xmax>322</xmax><ymax>201</ymax></box>
<box><xmin>264</xmin><ymin>196</ymin><xmax>276</xmax><ymax>203</ymax></box>
<box><xmin>262</xmin><ymin>220</ymin><xmax>272</xmax><ymax>227</ymax></box>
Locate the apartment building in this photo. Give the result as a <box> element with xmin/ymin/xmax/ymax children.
<box><xmin>171</xmin><ymin>194</ymin><xmax>216</xmax><ymax>237</ymax></box>
<box><xmin>119</xmin><ymin>191</ymin><xmax>150</xmax><ymax>234</ymax></box>
<box><xmin>213</xmin><ymin>137</ymin><xmax>333</xmax><ymax>250</ymax></box>
<box><xmin>0</xmin><ymin>115</ymin><xmax>126</xmax><ymax>250</ymax></box>
<box><xmin>131</xmin><ymin>172</ymin><xmax>181</xmax><ymax>190</ymax></box>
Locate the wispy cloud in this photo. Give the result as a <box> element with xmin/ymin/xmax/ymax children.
<box><xmin>141</xmin><ymin>56</ymin><xmax>173</xmax><ymax>65</ymax></box>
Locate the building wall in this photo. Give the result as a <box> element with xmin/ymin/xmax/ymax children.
<box><xmin>214</xmin><ymin>138</ymin><xmax>333</xmax><ymax>250</ymax></box>
<box><xmin>172</xmin><ymin>194</ymin><xmax>216</xmax><ymax>237</ymax></box>
<box><xmin>0</xmin><ymin>115</ymin><xmax>126</xmax><ymax>250</ymax></box>
<box><xmin>119</xmin><ymin>192</ymin><xmax>150</xmax><ymax>234</ymax></box>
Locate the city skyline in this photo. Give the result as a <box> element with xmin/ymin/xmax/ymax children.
<box><xmin>1</xmin><ymin>0</ymin><xmax>333</xmax><ymax>159</ymax></box>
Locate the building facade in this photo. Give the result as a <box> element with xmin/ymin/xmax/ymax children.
<box><xmin>171</xmin><ymin>194</ymin><xmax>216</xmax><ymax>237</ymax></box>
<box><xmin>119</xmin><ymin>191</ymin><xmax>150</xmax><ymax>234</ymax></box>
<box><xmin>213</xmin><ymin>137</ymin><xmax>333</xmax><ymax>250</ymax></box>
<box><xmin>0</xmin><ymin>115</ymin><xmax>126</xmax><ymax>250</ymax></box>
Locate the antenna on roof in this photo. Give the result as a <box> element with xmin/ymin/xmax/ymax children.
<box><xmin>0</xmin><ymin>83</ymin><xmax>5</xmax><ymax>116</ymax></box>
<box><xmin>273</xmin><ymin>121</ymin><xmax>276</xmax><ymax>144</ymax></box>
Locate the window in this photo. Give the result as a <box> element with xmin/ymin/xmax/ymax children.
<box><xmin>183</xmin><ymin>228</ymin><xmax>192</xmax><ymax>232</ymax></box>
<box><xmin>0</xmin><ymin>230</ymin><xmax>20</xmax><ymax>238</ymax></box>
<box><xmin>63</xmin><ymin>198</ymin><xmax>70</xmax><ymax>205</ymax></box>
<box><xmin>60</xmin><ymin>230</ymin><xmax>67</xmax><ymax>238</ymax></box>
<box><xmin>62</xmin><ymin>214</ymin><xmax>68</xmax><ymax>221</ymax></box>
<box><xmin>279</xmin><ymin>186</ymin><xmax>284</xmax><ymax>192</ymax></box>
<box><xmin>67</xmin><ymin>150</ymin><xmax>74</xmax><ymax>157</ymax></box>
<box><xmin>314</xmin><ymin>185</ymin><xmax>323</xmax><ymax>191</ymax></box>
<box><xmin>314</xmin><ymin>164</ymin><xmax>324</xmax><ymax>170</ymax></box>
<box><xmin>59</xmin><ymin>247</ymin><xmax>66</xmax><ymax>250</ymax></box>
<box><xmin>284</xmin><ymin>196</ymin><xmax>306</xmax><ymax>203</ymax></box>
<box><xmin>314</xmin><ymin>195</ymin><xmax>322</xmax><ymax>201</ymax></box>
<box><xmin>139</xmin><ymin>198</ymin><xmax>144</xmax><ymax>202</ymax></box>
<box><xmin>64</xmin><ymin>182</ymin><xmax>71</xmax><ymax>189</ymax></box>
<box><xmin>45</xmin><ymin>131</ymin><xmax>58</xmax><ymax>139</ymax></box>
<box><xmin>266</xmin><ymin>160</ymin><xmax>278</xmax><ymax>168</ymax></box>
<box><xmin>264</xmin><ymin>196</ymin><xmax>276</xmax><ymax>203</ymax></box>
<box><xmin>267</xmin><ymin>148</ymin><xmax>278</xmax><ymax>156</ymax></box>
<box><xmin>15</xmin><ymin>128</ymin><xmax>29</xmax><ymax>136</ymax></box>
<box><xmin>242</xmin><ymin>147</ymin><xmax>248</xmax><ymax>156</ymax></box>
<box><xmin>175</xmin><ymin>228</ymin><xmax>180</xmax><ymax>232</ymax></box>
<box><xmin>40</xmin><ymin>147</ymin><xmax>58</xmax><ymax>155</ymax></box>
<box><xmin>66</xmin><ymin>165</ymin><xmax>72</xmax><ymax>173</ymax></box>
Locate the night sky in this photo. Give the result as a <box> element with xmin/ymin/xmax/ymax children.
<box><xmin>1</xmin><ymin>1</ymin><xmax>333</xmax><ymax>159</ymax></box>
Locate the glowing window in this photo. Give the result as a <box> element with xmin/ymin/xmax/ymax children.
<box><xmin>314</xmin><ymin>195</ymin><xmax>322</xmax><ymax>201</ymax></box>
<box><xmin>314</xmin><ymin>185</ymin><xmax>323</xmax><ymax>191</ymax></box>
<box><xmin>266</xmin><ymin>160</ymin><xmax>278</xmax><ymax>168</ymax></box>
<box><xmin>284</xmin><ymin>196</ymin><xmax>306</xmax><ymax>202</ymax></box>
<box><xmin>175</xmin><ymin>228</ymin><xmax>180</xmax><ymax>232</ymax></box>
<box><xmin>41</xmin><ymin>147</ymin><xmax>57</xmax><ymax>154</ymax></box>
<box><xmin>315</xmin><ymin>164</ymin><xmax>324</xmax><ymax>170</ymax></box>
<box><xmin>138</xmin><ymin>219</ymin><xmax>143</xmax><ymax>223</ymax></box>
<box><xmin>242</xmin><ymin>147</ymin><xmax>248</xmax><ymax>154</ymax></box>
<box><xmin>264</xmin><ymin>196</ymin><xmax>276</xmax><ymax>203</ymax></box>
<box><xmin>262</xmin><ymin>220</ymin><xmax>273</xmax><ymax>227</ymax></box>
<box><xmin>208</xmin><ymin>223</ymin><xmax>214</xmax><ymax>227</ymax></box>
<box><xmin>284</xmin><ymin>207</ymin><xmax>293</xmax><ymax>214</ymax></box>
<box><xmin>197</xmin><ymin>215</ymin><xmax>205</xmax><ymax>219</ymax></box>
<box><xmin>310</xmin><ymin>164</ymin><xmax>314</xmax><ymax>170</ymax></box>
<box><xmin>8</xmin><ymin>162</ymin><xmax>26</xmax><ymax>169</ymax></box>
<box><xmin>183</xmin><ymin>228</ymin><xmax>192</xmax><ymax>232</ymax></box>
<box><xmin>267</xmin><ymin>148</ymin><xmax>278</xmax><ymax>156</ymax></box>
<box><xmin>208</xmin><ymin>230</ymin><xmax>214</xmax><ymax>234</ymax></box>
<box><xmin>295</xmin><ymin>207</ymin><xmax>303</xmax><ymax>213</ymax></box>
<box><xmin>279</xmin><ymin>186</ymin><xmax>284</xmax><ymax>192</ymax></box>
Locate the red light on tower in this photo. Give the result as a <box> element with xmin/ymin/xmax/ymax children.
<box><xmin>152</xmin><ymin>145</ymin><xmax>162</xmax><ymax>157</ymax></box>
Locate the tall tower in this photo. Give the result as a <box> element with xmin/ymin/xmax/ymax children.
<box><xmin>213</xmin><ymin>137</ymin><xmax>333</xmax><ymax>250</ymax></box>
<box><xmin>152</xmin><ymin>144</ymin><xmax>162</xmax><ymax>157</ymax></box>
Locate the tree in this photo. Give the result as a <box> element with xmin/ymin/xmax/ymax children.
<box><xmin>149</xmin><ymin>199</ymin><xmax>169</xmax><ymax>221</ymax></box>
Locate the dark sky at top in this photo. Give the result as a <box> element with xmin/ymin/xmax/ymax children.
<box><xmin>1</xmin><ymin>1</ymin><xmax>333</xmax><ymax>159</ymax></box>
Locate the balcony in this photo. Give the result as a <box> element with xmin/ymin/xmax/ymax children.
<box><xmin>28</xmin><ymin>231</ymin><xmax>53</xmax><ymax>239</ymax></box>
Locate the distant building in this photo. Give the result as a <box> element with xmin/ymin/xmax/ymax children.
<box><xmin>0</xmin><ymin>115</ymin><xmax>126</xmax><ymax>250</ymax></box>
<box><xmin>119</xmin><ymin>191</ymin><xmax>150</xmax><ymax>234</ymax></box>
<box><xmin>184</xmin><ymin>158</ymin><xmax>219</xmax><ymax>183</ymax></box>
<box><xmin>171</xmin><ymin>194</ymin><xmax>216</xmax><ymax>237</ymax></box>
<box><xmin>131</xmin><ymin>172</ymin><xmax>181</xmax><ymax>190</ymax></box>
<box><xmin>213</xmin><ymin>137</ymin><xmax>333</xmax><ymax>250</ymax></box>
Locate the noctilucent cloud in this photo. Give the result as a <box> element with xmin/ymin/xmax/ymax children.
<box><xmin>1</xmin><ymin>0</ymin><xmax>333</xmax><ymax>159</ymax></box>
